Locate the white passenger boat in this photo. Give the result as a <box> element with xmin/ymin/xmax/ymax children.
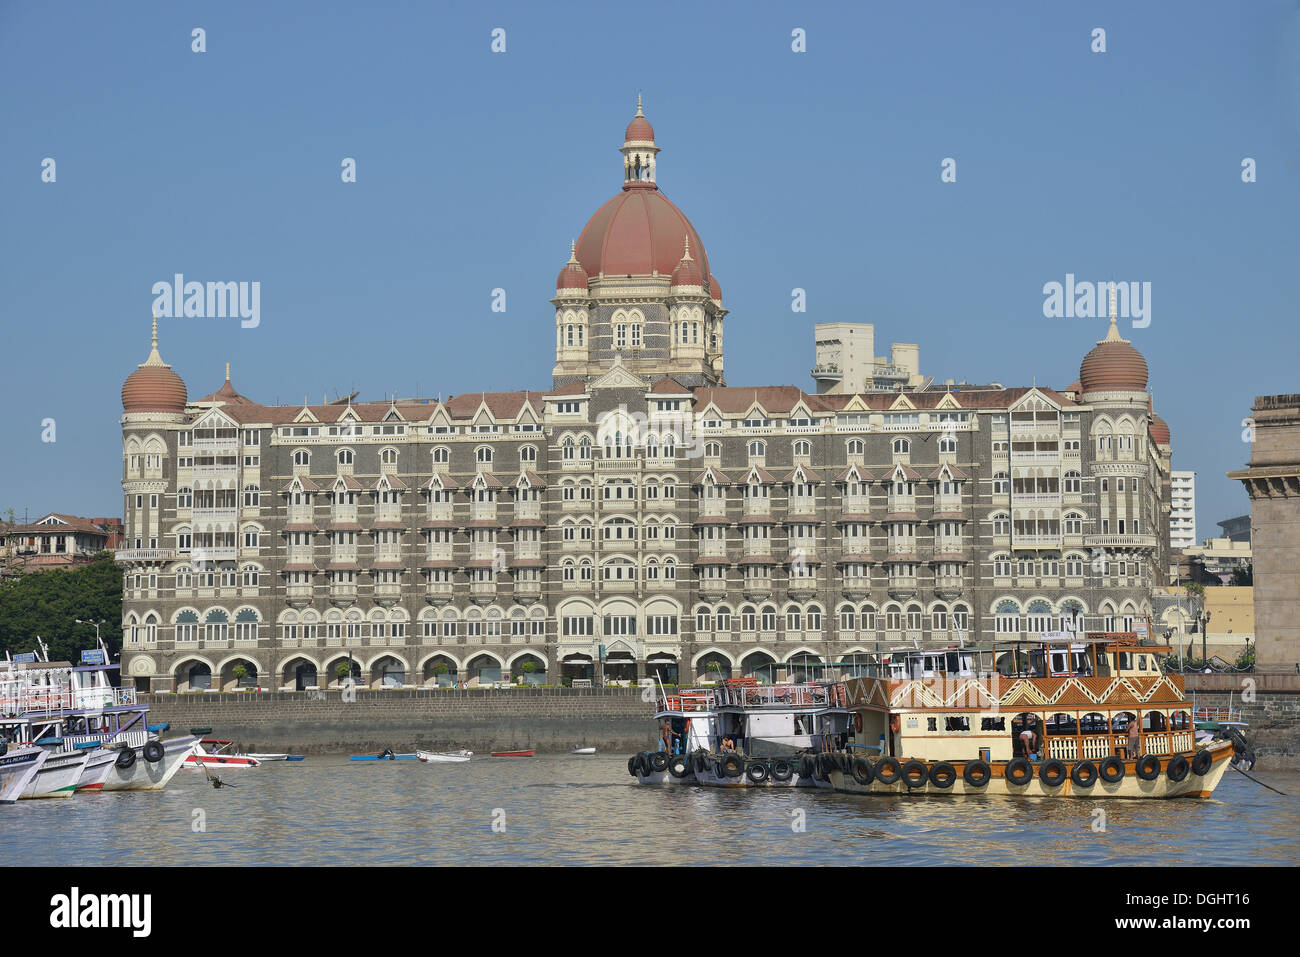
<box><xmin>102</xmin><ymin>736</ymin><xmax>202</xmax><ymax>791</ymax></box>
<box><xmin>20</xmin><ymin>747</ymin><xmax>90</xmax><ymax>799</ymax></box>
<box><xmin>417</xmin><ymin>749</ymin><xmax>472</xmax><ymax>763</ymax></box>
<box><xmin>0</xmin><ymin>746</ymin><xmax>48</xmax><ymax>804</ymax></box>
<box><xmin>183</xmin><ymin>740</ymin><xmax>262</xmax><ymax>769</ymax></box>
<box><xmin>75</xmin><ymin>746</ymin><xmax>120</xmax><ymax>793</ymax></box>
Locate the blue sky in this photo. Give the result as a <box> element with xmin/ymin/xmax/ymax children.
<box><xmin>2</xmin><ymin>0</ymin><xmax>1297</xmax><ymax>531</ymax></box>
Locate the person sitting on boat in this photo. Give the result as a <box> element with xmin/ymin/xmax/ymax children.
<box><xmin>721</xmin><ymin>734</ymin><xmax>736</xmax><ymax>753</ymax></box>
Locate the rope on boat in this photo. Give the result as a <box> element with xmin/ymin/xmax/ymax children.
<box><xmin>1230</xmin><ymin>764</ymin><xmax>1286</xmax><ymax>795</ymax></box>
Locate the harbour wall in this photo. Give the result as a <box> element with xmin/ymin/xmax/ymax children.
<box><xmin>139</xmin><ymin>688</ymin><xmax>656</xmax><ymax>755</ymax></box>
<box><xmin>1184</xmin><ymin>674</ymin><xmax>1299</xmax><ymax>770</ymax></box>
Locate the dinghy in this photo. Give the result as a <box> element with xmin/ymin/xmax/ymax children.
<box><xmin>571</xmin><ymin>747</ymin><xmax>597</xmax><ymax>755</ymax></box>
<box><xmin>247</xmin><ymin>753</ymin><xmax>306</xmax><ymax>762</ymax></box>
<box><xmin>491</xmin><ymin>750</ymin><xmax>535</xmax><ymax>757</ymax></box>
<box><xmin>417</xmin><ymin>749</ymin><xmax>472</xmax><ymax>763</ymax></box>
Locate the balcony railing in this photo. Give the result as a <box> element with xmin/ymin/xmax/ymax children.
<box><xmin>192</xmin><ymin>506</ymin><xmax>239</xmax><ymax>524</ymax></box>
<box><xmin>1084</xmin><ymin>534</ymin><xmax>1158</xmax><ymax>549</ymax></box>
<box><xmin>114</xmin><ymin>548</ymin><xmax>175</xmax><ymax>563</ymax></box>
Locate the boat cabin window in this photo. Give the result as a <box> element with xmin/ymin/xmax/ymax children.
<box><xmin>1080</xmin><ymin>712</ymin><xmax>1107</xmax><ymax>734</ymax></box>
<box><xmin>1045</xmin><ymin>712</ymin><xmax>1076</xmax><ymax>735</ymax></box>
<box><xmin>1137</xmin><ymin>655</ymin><xmax>1148</xmax><ymax>671</ymax></box>
<box><xmin>980</xmin><ymin>716</ymin><xmax>1006</xmax><ymax>731</ymax></box>
<box><xmin>926</xmin><ymin>717</ymin><xmax>937</xmax><ymax>731</ymax></box>
<box><xmin>1171</xmin><ymin>710</ymin><xmax>1190</xmax><ymax>731</ymax></box>
<box><xmin>945</xmin><ymin>716</ymin><xmax>970</xmax><ymax>731</ymax></box>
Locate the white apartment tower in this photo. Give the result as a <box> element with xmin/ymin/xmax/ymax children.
<box><xmin>1170</xmin><ymin>470</ymin><xmax>1196</xmax><ymax>550</ymax></box>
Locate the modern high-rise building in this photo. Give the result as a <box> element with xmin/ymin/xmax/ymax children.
<box><xmin>115</xmin><ymin>100</ymin><xmax>1173</xmax><ymax>693</ymax></box>
<box><xmin>1170</xmin><ymin>470</ymin><xmax>1196</xmax><ymax>550</ymax></box>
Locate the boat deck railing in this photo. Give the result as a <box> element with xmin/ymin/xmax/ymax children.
<box><xmin>0</xmin><ymin>686</ymin><xmax>136</xmax><ymax>717</ymax></box>
<box><xmin>1043</xmin><ymin>730</ymin><xmax>1195</xmax><ymax>760</ymax></box>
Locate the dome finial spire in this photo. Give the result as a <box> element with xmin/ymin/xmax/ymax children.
<box><xmin>636</xmin><ymin>91</ymin><xmax>643</xmax><ymax>117</ymax></box>
<box><xmin>225</xmin><ymin>361</ymin><xmax>231</xmax><ymax>382</ymax></box>
<box><xmin>1102</xmin><ymin>281</ymin><xmax>1127</xmax><ymax>343</ymax></box>
<box><xmin>568</xmin><ymin>238</ymin><xmax>578</xmax><ymax>263</ymax></box>
<box><xmin>142</xmin><ymin>313</ymin><xmax>167</xmax><ymax>367</ymax></box>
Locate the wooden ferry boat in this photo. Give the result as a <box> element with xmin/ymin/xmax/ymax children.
<box><xmin>828</xmin><ymin>633</ymin><xmax>1237</xmax><ymax>799</ymax></box>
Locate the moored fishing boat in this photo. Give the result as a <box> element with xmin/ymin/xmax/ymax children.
<box><xmin>20</xmin><ymin>747</ymin><xmax>90</xmax><ymax>799</ymax></box>
<box><xmin>246</xmin><ymin>753</ymin><xmax>306</xmax><ymax>762</ymax></box>
<box><xmin>829</xmin><ymin>633</ymin><xmax>1236</xmax><ymax>799</ymax></box>
<box><xmin>74</xmin><ymin>746</ymin><xmax>120</xmax><ymax>792</ymax></box>
<box><xmin>101</xmin><ymin>736</ymin><xmax>202</xmax><ymax>791</ymax></box>
<box><xmin>350</xmin><ymin>749</ymin><xmax>418</xmax><ymax>760</ymax></box>
<box><xmin>491</xmin><ymin>750</ymin><xmax>534</xmax><ymax>757</ymax></box>
<box><xmin>0</xmin><ymin>746</ymin><xmax>48</xmax><ymax>804</ymax></box>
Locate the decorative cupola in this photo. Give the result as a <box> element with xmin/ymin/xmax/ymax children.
<box><xmin>670</xmin><ymin>236</ymin><xmax>705</xmax><ymax>291</ymax></box>
<box><xmin>555</xmin><ymin>239</ymin><xmax>589</xmax><ymax>295</ymax></box>
<box><xmin>121</xmin><ymin>316</ymin><xmax>187</xmax><ymax>414</ymax></box>
<box><xmin>1079</xmin><ymin>285</ymin><xmax>1148</xmax><ymax>395</ymax></box>
<box><xmin>621</xmin><ymin>93</ymin><xmax>660</xmax><ymax>189</ymax></box>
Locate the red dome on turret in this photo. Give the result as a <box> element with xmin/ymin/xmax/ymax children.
<box><xmin>1080</xmin><ymin>317</ymin><xmax>1148</xmax><ymax>394</ymax></box>
<box><xmin>1150</xmin><ymin>414</ymin><xmax>1171</xmax><ymax>446</ymax></box>
<box><xmin>122</xmin><ymin>318</ymin><xmax>187</xmax><ymax>414</ymax></box>
<box><xmin>556</xmin><ymin>240</ymin><xmax>589</xmax><ymax>291</ymax></box>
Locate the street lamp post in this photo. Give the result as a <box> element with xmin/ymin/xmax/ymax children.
<box><xmin>75</xmin><ymin>618</ymin><xmax>105</xmax><ymax>644</ymax></box>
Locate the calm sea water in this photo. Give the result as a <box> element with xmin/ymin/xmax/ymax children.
<box><xmin>2</xmin><ymin>756</ymin><xmax>1297</xmax><ymax>866</ymax></box>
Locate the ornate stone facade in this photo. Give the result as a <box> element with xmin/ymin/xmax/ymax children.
<box><xmin>117</xmin><ymin>101</ymin><xmax>1171</xmax><ymax>692</ymax></box>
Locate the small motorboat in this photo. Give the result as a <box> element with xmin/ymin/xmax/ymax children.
<box><xmin>349</xmin><ymin>749</ymin><xmax>418</xmax><ymax>761</ymax></box>
<box><xmin>571</xmin><ymin>747</ymin><xmax>596</xmax><ymax>755</ymax></box>
<box><xmin>417</xmin><ymin>749</ymin><xmax>472</xmax><ymax>763</ymax></box>
<box><xmin>247</xmin><ymin>753</ymin><xmax>306</xmax><ymax>762</ymax></box>
<box><xmin>491</xmin><ymin>750</ymin><xmax>535</xmax><ymax>757</ymax></box>
<box><xmin>183</xmin><ymin>740</ymin><xmax>262</xmax><ymax>769</ymax></box>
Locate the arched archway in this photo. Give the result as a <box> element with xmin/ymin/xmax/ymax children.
<box><xmin>465</xmin><ymin>653</ymin><xmax>504</xmax><ymax>685</ymax></box>
<box><xmin>741</xmin><ymin>650</ymin><xmax>776</xmax><ymax>683</ymax></box>
<box><xmin>369</xmin><ymin>655</ymin><xmax>407</xmax><ymax>688</ymax></box>
<box><xmin>422</xmin><ymin>655</ymin><xmax>458</xmax><ymax>687</ymax></box>
<box><xmin>219</xmin><ymin>657</ymin><xmax>259</xmax><ymax>691</ymax></box>
<box><xmin>695</xmin><ymin>651</ymin><xmax>732</xmax><ymax>682</ymax></box>
<box><xmin>510</xmin><ymin>652</ymin><xmax>547</xmax><ymax>685</ymax></box>
<box><xmin>175</xmin><ymin>658</ymin><xmax>212</xmax><ymax>692</ymax></box>
<box><xmin>561</xmin><ymin>652</ymin><xmax>594</xmax><ymax>684</ymax></box>
<box><xmin>785</xmin><ymin>651</ymin><xmax>823</xmax><ymax>682</ymax></box>
<box><xmin>323</xmin><ymin>656</ymin><xmax>362</xmax><ymax>688</ymax></box>
<box><xmin>280</xmin><ymin>656</ymin><xmax>318</xmax><ymax>691</ymax></box>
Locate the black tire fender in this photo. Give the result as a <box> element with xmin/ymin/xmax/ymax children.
<box><xmin>927</xmin><ymin>761</ymin><xmax>957</xmax><ymax>789</ymax></box>
<box><xmin>745</xmin><ymin>761</ymin><xmax>769</xmax><ymax>784</ymax></box>
<box><xmin>649</xmin><ymin>751</ymin><xmax>669</xmax><ymax>773</ymax></box>
<box><xmin>1004</xmin><ymin>757</ymin><xmax>1033</xmax><ymax>785</ymax></box>
<box><xmin>771</xmin><ymin>759</ymin><xmax>794</xmax><ymax>783</ymax></box>
<box><xmin>875</xmin><ymin>756</ymin><xmax>902</xmax><ymax>785</ymax></box>
<box><xmin>963</xmin><ymin>760</ymin><xmax>991</xmax><ymax>788</ymax></box>
<box><xmin>797</xmin><ymin>755</ymin><xmax>817</xmax><ymax>779</ymax></box>
<box><xmin>901</xmin><ymin>760</ymin><xmax>928</xmax><ymax>789</ymax></box>
<box><xmin>1070</xmin><ymin>760</ymin><xmax>1098</xmax><ymax>788</ymax></box>
<box><xmin>1039</xmin><ymin>759</ymin><xmax>1067</xmax><ymax>787</ymax></box>
<box><xmin>851</xmin><ymin>756</ymin><xmax>874</xmax><ymax>786</ymax></box>
<box><xmin>668</xmin><ymin>755</ymin><xmax>691</xmax><ymax>779</ymax></box>
<box><xmin>143</xmin><ymin>740</ymin><xmax>165</xmax><ymax>763</ymax></box>
<box><xmin>720</xmin><ymin>754</ymin><xmax>744</xmax><ymax>778</ymax></box>
<box><xmin>1191</xmin><ymin>749</ymin><xmax>1213</xmax><ymax>776</ymax></box>
<box><xmin>1166</xmin><ymin>753</ymin><xmax>1190</xmax><ymax>783</ymax></box>
<box><xmin>1136</xmin><ymin>754</ymin><xmax>1161</xmax><ymax>781</ymax></box>
<box><xmin>115</xmin><ymin>747</ymin><xmax>137</xmax><ymax>770</ymax></box>
<box><xmin>1098</xmin><ymin>755</ymin><xmax>1125</xmax><ymax>783</ymax></box>
<box><xmin>628</xmin><ymin>755</ymin><xmax>639</xmax><ymax>777</ymax></box>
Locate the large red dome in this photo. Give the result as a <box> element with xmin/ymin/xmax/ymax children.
<box><xmin>575</xmin><ymin>188</ymin><xmax>711</xmax><ymax>281</ymax></box>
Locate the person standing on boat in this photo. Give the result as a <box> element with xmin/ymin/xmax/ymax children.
<box><xmin>658</xmin><ymin>720</ymin><xmax>673</xmax><ymax>753</ymax></box>
<box><xmin>1127</xmin><ymin>714</ymin><xmax>1141</xmax><ymax>758</ymax></box>
<box><xmin>1018</xmin><ymin>717</ymin><xmax>1040</xmax><ymax>762</ymax></box>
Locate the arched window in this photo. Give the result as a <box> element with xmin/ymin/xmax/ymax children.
<box><xmin>243</xmin><ymin>484</ymin><xmax>260</xmax><ymax>508</ymax></box>
<box><xmin>294</xmin><ymin>450</ymin><xmax>310</xmax><ymax>467</ymax></box>
<box><xmin>433</xmin><ymin>447</ymin><xmax>450</xmax><ymax>465</ymax></box>
<box><xmin>846</xmin><ymin>439</ymin><xmax>864</xmax><ymax>456</ymax></box>
<box><xmin>992</xmin><ymin>472</ymin><xmax>1009</xmax><ymax>495</ymax></box>
<box><xmin>747</xmin><ymin>440</ymin><xmax>766</xmax><ymax>459</ymax></box>
<box><xmin>892</xmin><ymin>438</ymin><xmax>910</xmax><ymax>455</ymax></box>
<box><xmin>995</xmin><ymin>600</ymin><xmax>1021</xmax><ymax>634</ymax></box>
<box><xmin>381</xmin><ymin>448</ymin><xmax>398</xmax><ymax>465</ymax></box>
<box><xmin>520</xmin><ymin>446</ymin><xmax>537</xmax><ymax>463</ymax></box>
<box><xmin>337</xmin><ymin>449</ymin><xmax>354</xmax><ymax>465</ymax></box>
<box><xmin>476</xmin><ymin>447</ymin><xmax>493</xmax><ymax>465</ymax></box>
